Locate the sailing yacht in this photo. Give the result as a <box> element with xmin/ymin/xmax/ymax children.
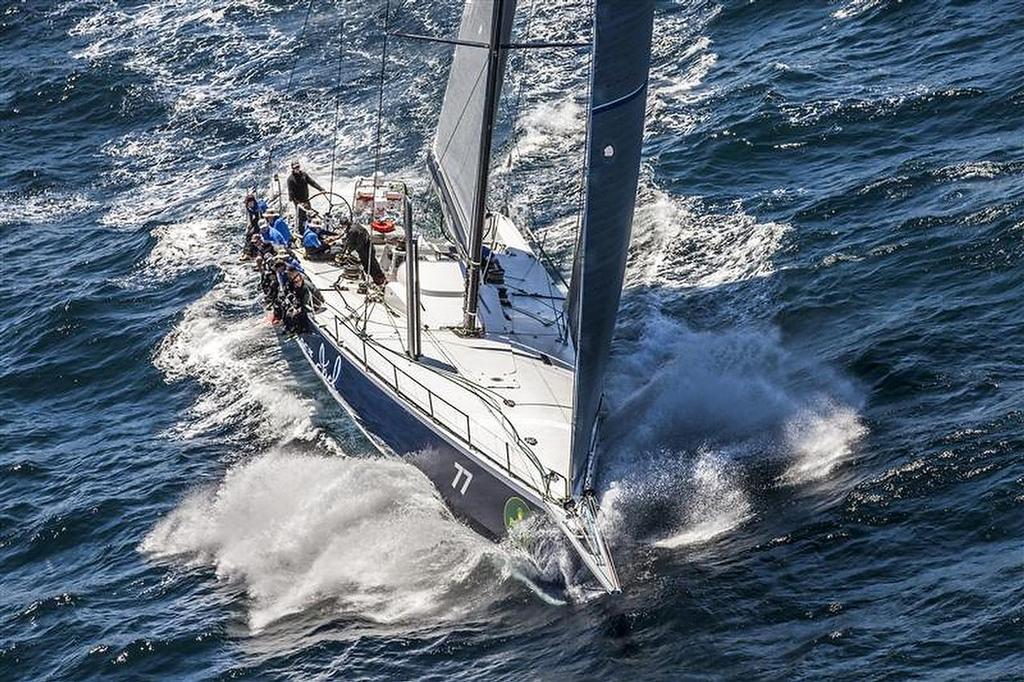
<box><xmin>270</xmin><ymin>0</ymin><xmax>655</xmax><ymax>593</ymax></box>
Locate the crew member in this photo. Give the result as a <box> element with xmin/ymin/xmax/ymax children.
<box><xmin>260</xmin><ymin>211</ymin><xmax>290</xmax><ymax>246</ymax></box>
<box><xmin>241</xmin><ymin>194</ymin><xmax>268</xmax><ymax>259</ymax></box>
<box><xmin>303</xmin><ymin>225</ymin><xmax>332</xmax><ymax>260</ymax></box>
<box><xmin>252</xmin><ymin>231</ymin><xmax>276</xmax><ymax>261</ymax></box>
<box><xmin>340</xmin><ymin>222</ymin><xmax>386</xmax><ymax>286</ymax></box>
<box><xmin>262</xmin><ymin>258</ymin><xmax>284</xmax><ymax>316</ymax></box>
<box><xmin>282</xmin><ymin>266</ymin><xmax>325</xmax><ymax>334</ymax></box>
<box><xmin>287</xmin><ymin>161</ymin><xmax>324</xmax><ymax>231</ymax></box>
<box><xmin>289</xmin><ymin>263</ymin><xmax>325</xmax><ymax>309</ymax></box>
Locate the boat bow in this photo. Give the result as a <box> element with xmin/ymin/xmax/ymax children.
<box><xmin>546</xmin><ymin>494</ymin><xmax>620</xmax><ymax>593</ymax></box>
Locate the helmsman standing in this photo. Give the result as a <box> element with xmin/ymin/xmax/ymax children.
<box><xmin>286</xmin><ymin>160</ymin><xmax>324</xmax><ymax>231</ymax></box>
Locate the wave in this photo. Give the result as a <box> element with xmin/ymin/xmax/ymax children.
<box><xmin>626</xmin><ymin>188</ymin><xmax>790</xmax><ymax>326</ymax></box>
<box><xmin>128</xmin><ymin>0</ymin><xmax>867</xmax><ymax>610</ymax></box>
<box><xmin>0</xmin><ymin>190</ymin><xmax>99</xmax><ymax>228</ymax></box>
<box><xmin>153</xmin><ymin>285</ymin><xmax>319</xmax><ymax>444</ymax></box>
<box><xmin>778</xmin><ymin>86</ymin><xmax>984</xmax><ymax>129</ymax></box>
<box><xmin>831</xmin><ymin>0</ymin><xmax>889</xmax><ymax>21</ymax></box>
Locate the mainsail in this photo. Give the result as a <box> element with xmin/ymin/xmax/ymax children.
<box><xmin>567</xmin><ymin>0</ymin><xmax>656</xmax><ymax>493</ymax></box>
<box><xmin>428</xmin><ymin>0</ymin><xmax>517</xmax><ymax>253</ymax></box>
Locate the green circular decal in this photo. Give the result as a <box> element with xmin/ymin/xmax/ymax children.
<box><xmin>503</xmin><ymin>497</ymin><xmax>532</xmax><ymax>530</ymax></box>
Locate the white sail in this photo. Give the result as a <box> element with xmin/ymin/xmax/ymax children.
<box><xmin>428</xmin><ymin>0</ymin><xmax>517</xmax><ymax>253</ymax></box>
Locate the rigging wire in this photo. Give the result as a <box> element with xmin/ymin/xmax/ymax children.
<box><xmin>364</xmin><ymin>1</ymin><xmax>393</xmax><ymax>334</ymax></box>
<box><xmin>263</xmin><ymin>0</ymin><xmax>318</xmax><ymax>181</ymax></box>
<box><xmin>371</xmin><ymin>0</ymin><xmax>393</xmax><ymax>190</ymax></box>
<box><xmin>328</xmin><ymin>16</ymin><xmax>346</xmax><ymax>195</ymax></box>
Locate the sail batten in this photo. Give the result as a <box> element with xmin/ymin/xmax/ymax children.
<box><xmin>567</xmin><ymin>0</ymin><xmax>656</xmax><ymax>493</ymax></box>
<box><xmin>428</xmin><ymin>0</ymin><xmax>517</xmax><ymax>254</ymax></box>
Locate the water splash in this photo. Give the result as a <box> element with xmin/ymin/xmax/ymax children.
<box><xmin>652</xmin><ymin>450</ymin><xmax>752</xmax><ymax>548</ymax></box>
<box><xmin>780</xmin><ymin>404</ymin><xmax>867</xmax><ymax>485</ymax></box>
<box><xmin>152</xmin><ymin>272</ymin><xmax>318</xmax><ymax>443</ymax></box>
<box><xmin>141</xmin><ymin>451</ymin><xmax>515</xmax><ymax>630</ymax></box>
<box><xmin>598</xmin><ymin>310</ymin><xmax>865</xmax><ymax>549</ymax></box>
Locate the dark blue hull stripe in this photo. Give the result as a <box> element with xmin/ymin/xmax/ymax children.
<box><xmin>294</xmin><ymin>324</ymin><xmax>544</xmax><ymax>540</ymax></box>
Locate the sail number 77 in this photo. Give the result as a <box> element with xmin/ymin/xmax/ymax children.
<box><xmin>452</xmin><ymin>463</ymin><xmax>473</xmax><ymax>495</ymax></box>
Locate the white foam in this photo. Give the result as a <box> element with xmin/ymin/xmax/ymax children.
<box><xmin>649</xmin><ymin>34</ymin><xmax>719</xmax><ymax>134</ymax></box>
<box><xmin>629</xmin><ymin>189</ymin><xmax>789</xmax><ymax>296</ymax></box>
<box><xmin>511</xmin><ymin>99</ymin><xmax>584</xmax><ymax>162</ymax></box>
<box><xmin>832</xmin><ymin>0</ymin><xmax>888</xmax><ymax>20</ymax></box>
<box><xmin>154</xmin><ymin>281</ymin><xmax>320</xmax><ymax>443</ymax></box>
<box><xmin>141</xmin><ymin>451</ymin><xmax>516</xmax><ymax>630</ymax></box>
<box><xmin>0</xmin><ymin>190</ymin><xmax>99</xmax><ymax>227</ymax></box>
<box><xmin>936</xmin><ymin>161</ymin><xmax>1004</xmax><ymax>182</ymax></box>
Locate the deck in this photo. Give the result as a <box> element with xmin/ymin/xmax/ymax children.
<box><xmin>294</xmin><ymin>212</ymin><xmax>577</xmax><ymax>502</ymax></box>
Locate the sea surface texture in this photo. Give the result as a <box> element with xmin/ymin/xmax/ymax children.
<box><xmin>1</xmin><ymin>0</ymin><xmax>1022</xmax><ymax>679</ymax></box>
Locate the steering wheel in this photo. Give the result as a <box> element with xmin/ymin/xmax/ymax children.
<box><xmin>306</xmin><ymin>190</ymin><xmax>353</xmax><ymax>231</ymax></box>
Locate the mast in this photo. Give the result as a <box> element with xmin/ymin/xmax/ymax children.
<box><xmin>462</xmin><ymin>0</ymin><xmax>506</xmax><ymax>334</ymax></box>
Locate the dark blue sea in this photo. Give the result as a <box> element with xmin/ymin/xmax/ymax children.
<box><xmin>2</xmin><ymin>0</ymin><xmax>1022</xmax><ymax>678</ymax></box>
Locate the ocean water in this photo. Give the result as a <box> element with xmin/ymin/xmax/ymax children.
<box><xmin>2</xmin><ymin>0</ymin><xmax>1022</xmax><ymax>678</ymax></box>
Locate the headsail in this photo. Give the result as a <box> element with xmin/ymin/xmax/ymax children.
<box><xmin>567</xmin><ymin>0</ymin><xmax>656</xmax><ymax>493</ymax></box>
<box><xmin>428</xmin><ymin>0</ymin><xmax>517</xmax><ymax>253</ymax></box>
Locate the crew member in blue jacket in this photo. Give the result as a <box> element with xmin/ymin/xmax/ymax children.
<box><xmin>244</xmin><ymin>194</ymin><xmax>267</xmax><ymax>229</ymax></box>
<box><xmin>272</xmin><ymin>210</ymin><xmax>294</xmax><ymax>243</ymax></box>
<box><xmin>260</xmin><ymin>211</ymin><xmax>291</xmax><ymax>246</ymax></box>
<box><xmin>303</xmin><ymin>225</ymin><xmax>332</xmax><ymax>260</ymax></box>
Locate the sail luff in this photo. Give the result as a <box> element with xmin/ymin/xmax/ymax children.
<box><xmin>567</xmin><ymin>0</ymin><xmax>656</xmax><ymax>494</ymax></box>
<box><xmin>462</xmin><ymin>0</ymin><xmax>507</xmax><ymax>331</ymax></box>
<box><xmin>428</xmin><ymin>0</ymin><xmax>518</xmax><ymax>258</ymax></box>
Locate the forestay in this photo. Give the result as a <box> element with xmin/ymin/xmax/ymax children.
<box><xmin>428</xmin><ymin>0</ymin><xmax>517</xmax><ymax>253</ymax></box>
<box><xmin>567</xmin><ymin>0</ymin><xmax>656</xmax><ymax>493</ymax></box>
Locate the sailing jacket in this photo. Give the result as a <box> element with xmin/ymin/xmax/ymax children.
<box><xmin>285</xmin><ymin>276</ymin><xmax>324</xmax><ymax>311</ymax></box>
<box><xmin>261</xmin><ymin>225</ymin><xmax>289</xmax><ymax>246</ymax></box>
<box><xmin>303</xmin><ymin>229</ymin><xmax>323</xmax><ymax>249</ymax></box>
<box><xmin>287</xmin><ymin>171</ymin><xmax>324</xmax><ymax>204</ymax></box>
<box><xmin>270</xmin><ymin>216</ymin><xmax>292</xmax><ymax>243</ymax></box>
<box><xmin>246</xmin><ymin>199</ymin><xmax>269</xmax><ymax>233</ymax></box>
